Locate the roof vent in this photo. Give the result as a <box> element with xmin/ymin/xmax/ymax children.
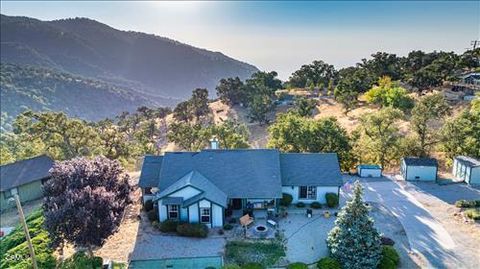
<box><xmin>209</xmin><ymin>137</ymin><xmax>219</xmax><ymax>150</ymax></box>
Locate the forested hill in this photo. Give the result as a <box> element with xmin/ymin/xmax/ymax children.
<box><xmin>0</xmin><ymin>14</ymin><xmax>258</xmax><ymax>99</ymax></box>
<box><xmin>0</xmin><ymin>63</ymin><xmax>173</xmax><ymax>131</ymax></box>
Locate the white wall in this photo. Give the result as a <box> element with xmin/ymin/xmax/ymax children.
<box><xmin>167</xmin><ymin>186</ymin><xmax>201</xmax><ymax>200</ymax></box>
<box><xmin>405</xmin><ymin>166</ymin><xmax>437</xmax><ymax>181</ymax></box>
<box><xmin>158</xmin><ymin>200</ymin><xmax>167</xmax><ymax>222</ymax></box>
<box><xmin>188</xmin><ymin>203</ymin><xmax>199</xmax><ymax>223</ymax></box>
<box><xmin>358</xmin><ymin>168</ymin><xmax>382</xmax><ymax>178</ymax></box>
<box><xmin>282</xmin><ymin>186</ymin><xmax>339</xmax><ymax>204</ymax></box>
<box><xmin>212</xmin><ymin>204</ymin><xmax>223</xmax><ymax>228</ymax></box>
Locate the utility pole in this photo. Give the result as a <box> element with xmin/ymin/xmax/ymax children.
<box><xmin>471</xmin><ymin>40</ymin><xmax>479</xmax><ymax>50</ymax></box>
<box><xmin>11</xmin><ymin>194</ymin><xmax>38</xmax><ymax>269</ymax></box>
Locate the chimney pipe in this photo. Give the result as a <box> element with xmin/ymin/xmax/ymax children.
<box><xmin>209</xmin><ymin>137</ymin><xmax>219</xmax><ymax>149</ymax></box>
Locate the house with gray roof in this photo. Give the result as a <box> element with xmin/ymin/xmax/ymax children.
<box><xmin>401</xmin><ymin>157</ymin><xmax>438</xmax><ymax>182</ymax></box>
<box><xmin>139</xmin><ymin>147</ymin><xmax>342</xmax><ymax>228</ymax></box>
<box><xmin>453</xmin><ymin>156</ymin><xmax>480</xmax><ymax>185</ymax></box>
<box><xmin>0</xmin><ymin>155</ymin><xmax>54</xmax><ymax>211</ymax></box>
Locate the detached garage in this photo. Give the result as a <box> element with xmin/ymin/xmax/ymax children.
<box><xmin>357</xmin><ymin>164</ymin><xmax>382</xmax><ymax>178</ymax></box>
<box><xmin>453</xmin><ymin>156</ymin><xmax>480</xmax><ymax>185</ymax></box>
<box><xmin>401</xmin><ymin>157</ymin><xmax>438</xmax><ymax>181</ymax></box>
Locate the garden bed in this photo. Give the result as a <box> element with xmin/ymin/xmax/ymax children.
<box><xmin>225</xmin><ymin>240</ymin><xmax>285</xmax><ymax>267</ymax></box>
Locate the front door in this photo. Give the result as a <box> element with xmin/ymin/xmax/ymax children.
<box><xmin>232</xmin><ymin>199</ymin><xmax>242</xmax><ymax>210</ymax></box>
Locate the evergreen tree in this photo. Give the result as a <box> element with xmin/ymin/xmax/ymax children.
<box><xmin>327</xmin><ymin>182</ymin><xmax>382</xmax><ymax>269</ymax></box>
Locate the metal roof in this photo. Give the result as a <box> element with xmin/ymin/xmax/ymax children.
<box><xmin>455</xmin><ymin>156</ymin><xmax>480</xmax><ymax>167</ymax></box>
<box><xmin>280</xmin><ymin>153</ymin><xmax>343</xmax><ymax>186</ymax></box>
<box><xmin>403</xmin><ymin>157</ymin><xmax>438</xmax><ymax>167</ymax></box>
<box><xmin>0</xmin><ymin>155</ymin><xmax>53</xmax><ymax>191</ymax></box>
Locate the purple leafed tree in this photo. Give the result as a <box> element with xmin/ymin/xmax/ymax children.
<box><xmin>43</xmin><ymin>156</ymin><xmax>132</xmax><ymax>255</ymax></box>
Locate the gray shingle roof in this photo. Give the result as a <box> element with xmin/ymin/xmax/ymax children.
<box><xmin>403</xmin><ymin>157</ymin><xmax>438</xmax><ymax>167</ymax></box>
<box><xmin>0</xmin><ymin>155</ymin><xmax>53</xmax><ymax>191</ymax></box>
<box><xmin>158</xmin><ymin>149</ymin><xmax>283</xmax><ymax>199</ymax></box>
<box><xmin>157</xmin><ymin>171</ymin><xmax>228</xmax><ymax>207</ymax></box>
<box><xmin>138</xmin><ymin>155</ymin><xmax>163</xmax><ymax>188</ymax></box>
<box><xmin>455</xmin><ymin>156</ymin><xmax>480</xmax><ymax>167</ymax></box>
<box><xmin>280</xmin><ymin>153</ymin><xmax>342</xmax><ymax>186</ymax></box>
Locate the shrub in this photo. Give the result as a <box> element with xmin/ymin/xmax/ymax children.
<box><xmin>176</xmin><ymin>223</ymin><xmax>209</xmax><ymax>238</ymax></box>
<box><xmin>224</xmin><ymin>224</ymin><xmax>234</xmax><ymax>230</ymax></box>
<box><xmin>223</xmin><ymin>265</ymin><xmax>241</xmax><ymax>269</ymax></box>
<box><xmin>144</xmin><ymin>200</ymin><xmax>154</xmax><ymax>212</ymax></box>
<box><xmin>296</xmin><ymin>202</ymin><xmax>305</xmax><ymax>208</ymax></box>
<box><xmin>287</xmin><ymin>262</ymin><xmax>308</xmax><ymax>269</ymax></box>
<box><xmin>59</xmin><ymin>251</ymin><xmax>103</xmax><ymax>269</ymax></box>
<box><xmin>377</xmin><ymin>257</ymin><xmax>396</xmax><ymax>269</ymax></box>
<box><xmin>465</xmin><ymin>208</ymin><xmax>480</xmax><ymax>220</ymax></box>
<box><xmin>147</xmin><ymin>209</ymin><xmax>157</xmax><ymax>221</ymax></box>
<box><xmin>280</xmin><ymin>193</ymin><xmax>293</xmax><ymax>206</ymax></box>
<box><xmin>379</xmin><ymin>245</ymin><xmax>400</xmax><ymax>268</ymax></box>
<box><xmin>311</xmin><ymin>202</ymin><xmax>322</xmax><ymax>209</ymax></box>
<box><xmin>317</xmin><ymin>257</ymin><xmax>342</xmax><ymax>269</ymax></box>
<box><xmin>159</xmin><ymin>219</ymin><xmax>179</xmax><ymax>233</ymax></box>
<box><xmin>455</xmin><ymin>200</ymin><xmax>480</xmax><ymax>208</ymax></box>
<box><xmin>381</xmin><ymin>236</ymin><xmax>395</xmax><ymax>246</ymax></box>
<box><xmin>241</xmin><ymin>262</ymin><xmax>264</xmax><ymax>269</ymax></box>
<box><xmin>325</xmin><ymin>193</ymin><xmax>339</xmax><ymax>208</ymax></box>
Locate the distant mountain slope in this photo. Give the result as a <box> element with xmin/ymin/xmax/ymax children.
<box><xmin>0</xmin><ymin>14</ymin><xmax>259</xmax><ymax>99</ymax></box>
<box><xmin>0</xmin><ymin>63</ymin><xmax>176</xmax><ymax>130</ymax></box>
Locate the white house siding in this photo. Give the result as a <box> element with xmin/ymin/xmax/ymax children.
<box><xmin>198</xmin><ymin>199</ymin><xmax>212</xmax><ymax>228</ymax></box>
<box><xmin>188</xmin><ymin>203</ymin><xmax>199</xmax><ymax>223</ymax></box>
<box><xmin>180</xmin><ymin>207</ymin><xmax>188</xmax><ymax>221</ymax></box>
<box><xmin>158</xmin><ymin>200</ymin><xmax>168</xmax><ymax>222</ymax></box>
<box><xmin>281</xmin><ymin>186</ymin><xmax>339</xmax><ymax>204</ymax></box>
<box><xmin>167</xmin><ymin>186</ymin><xmax>201</xmax><ymax>200</ymax></box>
<box><xmin>358</xmin><ymin>168</ymin><xmax>382</xmax><ymax>178</ymax></box>
<box><xmin>212</xmin><ymin>204</ymin><xmax>223</xmax><ymax>227</ymax></box>
<box><xmin>405</xmin><ymin>166</ymin><xmax>437</xmax><ymax>181</ymax></box>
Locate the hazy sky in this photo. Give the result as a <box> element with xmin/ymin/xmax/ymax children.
<box><xmin>2</xmin><ymin>1</ymin><xmax>479</xmax><ymax>80</ymax></box>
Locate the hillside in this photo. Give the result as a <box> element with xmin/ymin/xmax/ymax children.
<box><xmin>0</xmin><ymin>14</ymin><xmax>258</xmax><ymax>99</ymax></box>
<box><xmin>0</xmin><ymin>63</ymin><xmax>174</xmax><ymax>131</ymax></box>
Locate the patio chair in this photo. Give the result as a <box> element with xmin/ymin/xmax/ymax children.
<box><xmin>239</xmin><ymin>214</ymin><xmax>254</xmax><ymax>227</ymax></box>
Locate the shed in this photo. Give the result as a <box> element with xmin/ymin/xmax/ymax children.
<box><xmin>453</xmin><ymin>156</ymin><xmax>480</xmax><ymax>185</ymax></box>
<box><xmin>0</xmin><ymin>155</ymin><xmax>54</xmax><ymax>210</ymax></box>
<box><xmin>401</xmin><ymin>157</ymin><xmax>438</xmax><ymax>181</ymax></box>
<box><xmin>357</xmin><ymin>164</ymin><xmax>382</xmax><ymax>178</ymax></box>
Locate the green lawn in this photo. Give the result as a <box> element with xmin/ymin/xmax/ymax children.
<box><xmin>225</xmin><ymin>240</ymin><xmax>285</xmax><ymax>267</ymax></box>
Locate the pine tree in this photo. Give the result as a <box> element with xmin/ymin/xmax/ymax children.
<box><xmin>327</xmin><ymin>181</ymin><xmax>382</xmax><ymax>269</ymax></box>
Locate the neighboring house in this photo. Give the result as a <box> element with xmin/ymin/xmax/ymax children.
<box><xmin>401</xmin><ymin>157</ymin><xmax>438</xmax><ymax>181</ymax></box>
<box><xmin>139</xmin><ymin>148</ymin><xmax>342</xmax><ymax>228</ymax></box>
<box><xmin>461</xmin><ymin>72</ymin><xmax>480</xmax><ymax>86</ymax></box>
<box><xmin>453</xmin><ymin>156</ymin><xmax>480</xmax><ymax>185</ymax></box>
<box><xmin>357</xmin><ymin>164</ymin><xmax>382</xmax><ymax>178</ymax></box>
<box><xmin>0</xmin><ymin>155</ymin><xmax>54</xmax><ymax>211</ymax></box>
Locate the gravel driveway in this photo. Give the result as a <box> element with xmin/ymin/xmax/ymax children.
<box><xmin>348</xmin><ymin>176</ymin><xmax>478</xmax><ymax>269</ymax></box>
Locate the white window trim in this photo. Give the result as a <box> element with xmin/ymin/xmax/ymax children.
<box><xmin>168</xmin><ymin>204</ymin><xmax>179</xmax><ymax>220</ymax></box>
<box><xmin>299</xmin><ymin>186</ymin><xmax>317</xmax><ymax>200</ymax></box>
<box><xmin>200</xmin><ymin>207</ymin><xmax>211</xmax><ymax>224</ymax></box>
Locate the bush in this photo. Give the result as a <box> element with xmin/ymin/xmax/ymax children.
<box><xmin>455</xmin><ymin>199</ymin><xmax>480</xmax><ymax>208</ymax></box>
<box><xmin>176</xmin><ymin>223</ymin><xmax>209</xmax><ymax>238</ymax></box>
<box><xmin>378</xmin><ymin>245</ymin><xmax>400</xmax><ymax>269</ymax></box>
<box><xmin>325</xmin><ymin>193</ymin><xmax>339</xmax><ymax>208</ymax></box>
<box><xmin>144</xmin><ymin>200</ymin><xmax>154</xmax><ymax>212</ymax></box>
<box><xmin>147</xmin><ymin>209</ymin><xmax>157</xmax><ymax>221</ymax></box>
<box><xmin>223</xmin><ymin>264</ymin><xmax>241</xmax><ymax>269</ymax></box>
<box><xmin>241</xmin><ymin>262</ymin><xmax>264</xmax><ymax>269</ymax></box>
<box><xmin>159</xmin><ymin>219</ymin><xmax>179</xmax><ymax>233</ymax></box>
<box><xmin>380</xmin><ymin>236</ymin><xmax>395</xmax><ymax>246</ymax></box>
<box><xmin>224</xmin><ymin>224</ymin><xmax>234</xmax><ymax>230</ymax></box>
<box><xmin>280</xmin><ymin>193</ymin><xmax>293</xmax><ymax>206</ymax></box>
<box><xmin>59</xmin><ymin>251</ymin><xmax>103</xmax><ymax>269</ymax></box>
<box><xmin>465</xmin><ymin>208</ymin><xmax>480</xmax><ymax>220</ymax></box>
<box><xmin>287</xmin><ymin>262</ymin><xmax>308</xmax><ymax>269</ymax></box>
<box><xmin>296</xmin><ymin>202</ymin><xmax>305</xmax><ymax>208</ymax></box>
<box><xmin>311</xmin><ymin>202</ymin><xmax>322</xmax><ymax>209</ymax></box>
<box><xmin>317</xmin><ymin>257</ymin><xmax>342</xmax><ymax>269</ymax></box>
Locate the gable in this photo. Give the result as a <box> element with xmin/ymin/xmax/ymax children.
<box><xmin>167</xmin><ymin>186</ymin><xmax>201</xmax><ymax>200</ymax></box>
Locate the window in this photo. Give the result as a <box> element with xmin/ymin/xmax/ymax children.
<box><xmin>200</xmin><ymin>207</ymin><xmax>210</xmax><ymax>223</ymax></box>
<box><xmin>4</xmin><ymin>188</ymin><xmax>18</xmax><ymax>199</ymax></box>
<box><xmin>299</xmin><ymin>186</ymin><xmax>316</xmax><ymax>200</ymax></box>
<box><xmin>168</xmin><ymin>205</ymin><xmax>179</xmax><ymax>219</ymax></box>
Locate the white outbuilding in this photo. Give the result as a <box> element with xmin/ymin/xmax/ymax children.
<box><xmin>401</xmin><ymin>157</ymin><xmax>438</xmax><ymax>181</ymax></box>
<box><xmin>357</xmin><ymin>164</ymin><xmax>382</xmax><ymax>178</ymax></box>
<box><xmin>453</xmin><ymin>156</ymin><xmax>480</xmax><ymax>185</ymax></box>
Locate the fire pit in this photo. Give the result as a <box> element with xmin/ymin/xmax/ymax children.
<box><xmin>254</xmin><ymin>225</ymin><xmax>269</xmax><ymax>238</ymax></box>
